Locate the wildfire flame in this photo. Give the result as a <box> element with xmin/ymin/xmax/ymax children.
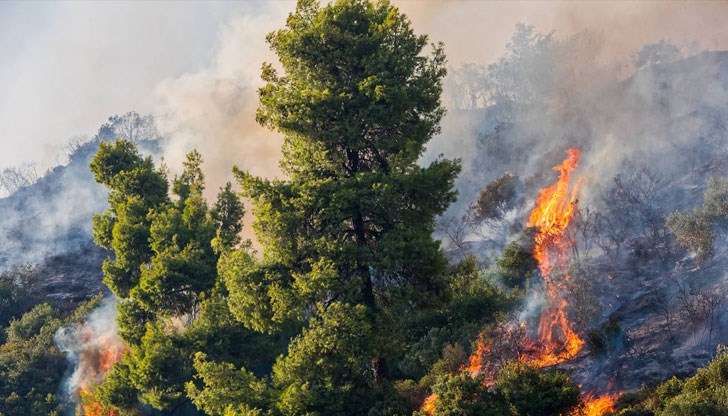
<box><xmin>69</xmin><ymin>321</ymin><xmax>126</xmax><ymax>416</ymax></box>
<box><xmin>523</xmin><ymin>147</ymin><xmax>585</xmax><ymax>367</ymax></box>
<box><xmin>420</xmin><ymin>393</ymin><xmax>437</xmax><ymax>414</ymax></box>
<box><xmin>527</xmin><ymin>147</ymin><xmax>582</xmax><ymax>277</ymax></box>
<box><xmin>80</xmin><ymin>388</ymin><xmax>120</xmax><ymax>416</ymax></box>
<box><xmin>421</xmin><ymin>148</ymin><xmax>614</xmax><ymax>415</ymax></box>
<box><xmin>576</xmin><ymin>393</ymin><xmax>618</xmax><ymax>416</ymax></box>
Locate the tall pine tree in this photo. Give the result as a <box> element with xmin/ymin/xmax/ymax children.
<box><xmin>221</xmin><ymin>0</ymin><xmax>459</xmax><ymax>411</ymax></box>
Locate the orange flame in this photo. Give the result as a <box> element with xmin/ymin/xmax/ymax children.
<box><xmin>420</xmin><ymin>149</ymin><xmax>612</xmax><ymax>415</ymax></box>
<box><xmin>420</xmin><ymin>393</ymin><xmax>437</xmax><ymax>414</ymax></box>
<box><xmin>527</xmin><ymin>147</ymin><xmax>581</xmax><ymax>277</ymax></box>
<box><xmin>524</xmin><ymin>147</ymin><xmax>584</xmax><ymax>366</ymax></box>
<box><xmin>74</xmin><ymin>322</ymin><xmax>126</xmax><ymax>416</ymax></box>
<box><xmin>80</xmin><ymin>388</ymin><xmax>119</xmax><ymax>416</ymax></box>
<box><xmin>576</xmin><ymin>393</ymin><xmax>619</xmax><ymax>416</ymax></box>
<box><xmin>464</xmin><ymin>337</ymin><xmax>489</xmax><ymax>377</ymax></box>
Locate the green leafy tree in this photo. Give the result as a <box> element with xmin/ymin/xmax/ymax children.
<box><xmin>0</xmin><ymin>297</ymin><xmax>104</xmax><ymax>416</ymax></box>
<box><xmin>666</xmin><ymin>211</ymin><xmax>713</xmax><ymax>262</ymax></box>
<box><xmin>0</xmin><ymin>265</ymin><xmax>40</xmax><ymax>334</ymax></box>
<box><xmin>659</xmin><ymin>347</ymin><xmax>728</xmax><ymax>416</ymax></box>
<box><xmin>186</xmin><ymin>351</ymin><xmax>268</xmax><ymax>416</ymax></box>
<box><xmin>125</xmin><ymin>323</ymin><xmax>192</xmax><ymax>410</ymax></box>
<box><xmin>495</xmin><ymin>231</ymin><xmax>537</xmax><ymax>288</ymax></box>
<box><xmin>227</xmin><ymin>2</ymin><xmax>458</xmax><ymax>399</ymax></box>
<box><xmin>91</xmin><ymin>143</ymin><xmax>250</xmax><ymax>413</ymax></box>
<box><xmin>273</xmin><ymin>302</ymin><xmax>375</xmax><ymax>415</ymax></box>
<box><xmin>613</xmin><ymin>347</ymin><xmax>728</xmax><ymax>416</ymax></box>
<box><xmin>470</xmin><ymin>173</ymin><xmax>520</xmax><ymax>222</ymax></box>
<box><xmin>211</xmin><ymin>182</ymin><xmax>246</xmax><ymax>251</ymax></box>
<box><xmin>91</xmin><ymin>140</ymin><xmax>169</xmax><ymax>298</ymax></box>
<box><xmin>5</xmin><ymin>303</ymin><xmax>59</xmax><ymax>343</ymax></box>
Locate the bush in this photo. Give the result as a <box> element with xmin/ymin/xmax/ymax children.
<box><xmin>496</xmin><ymin>360</ymin><xmax>581</xmax><ymax>416</ymax></box>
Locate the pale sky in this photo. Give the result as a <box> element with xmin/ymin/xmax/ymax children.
<box><xmin>0</xmin><ymin>1</ymin><xmax>282</xmax><ymax>169</ymax></box>
<box><xmin>1</xmin><ymin>0</ymin><xmax>727</xmax><ymax>174</ymax></box>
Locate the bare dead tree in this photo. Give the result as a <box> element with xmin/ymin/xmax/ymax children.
<box><xmin>700</xmin><ymin>289</ymin><xmax>723</xmax><ymax>346</ymax></box>
<box><xmin>566</xmin><ymin>259</ymin><xmax>599</xmax><ymax>330</ymax></box>
<box><xmin>0</xmin><ymin>163</ymin><xmax>38</xmax><ymax>196</ymax></box>
<box><xmin>650</xmin><ymin>290</ymin><xmax>676</xmax><ymax>343</ymax></box>
<box><xmin>99</xmin><ymin>112</ymin><xmax>159</xmax><ymax>143</ymax></box>
<box><xmin>599</xmin><ymin>164</ymin><xmax>672</xmax><ymax>261</ymax></box>
<box><xmin>676</xmin><ymin>281</ymin><xmax>723</xmax><ymax>346</ymax></box>
<box><xmin>438</xmin><ymin>215</ymin><xmax>471</xmax><ymax>258</ymax></box>
<box><xmin>592</xmin><ymin>211</ymin><xmax>630</xmax><ymax>259</ymax></box>
<box><xmin>444</xmin><ymin>63</ymin><xmax>489</xmax><ymax>110</ymax></box>
<box><xmin>566</xmin><ymin>204</ymin><xmax>598</xmax><ymax>262</ymax></box>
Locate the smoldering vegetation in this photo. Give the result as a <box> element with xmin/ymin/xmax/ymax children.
<box><xmin>0</xmin><ymin>112</ymin><xmax>162</xmax><ymax>306</ymax></box>
<box><xmin>432</xmin><ymin>25</ymin><xmax>728</xmax><ymax>392</ymax></box>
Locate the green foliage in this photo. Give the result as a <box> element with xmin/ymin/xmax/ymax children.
<box><xmin>125</xmin><ymin>323</ymin><xmax>192</xmax><ymax>410</ymax></box>
<box><xmin>186</xmin><ymin>352</ymin><xmax>268</xmax><ymax>416</ymax></box>
<box><xmin>395</xmin><ymin>257</ymin><xmax>515</xmax><ymax>382</ymax></box>
<box><xmin>94</xmin><ymin>360</ymin><xmax>140</xmax><ymax>415</ymax></box>
<box><xmin>5</xmin><ymin>303</ymin><xmax>59</xmax><ymax>343</ymax></box>
<box><xmin>91</xmin><ymin>142</ymin><xmax>259</xmax><ymax>414</ymax></box>
<box><xmin>238</xmin><ymin>0</ymin><xmax>456</xmax><ymax>311</ymax></box>
<box><xmin>114</xmin><ymin>298</ymin><xmax>153</xmax><ymax>346</ymax></box>
<box><xmin>614</xmin><ymin>347</ymin><xmax>728</xmax><ymax>415</ymax></box>
<box><xmin>470</xmin><ymin>173</ymin><xmax>520</xmax><ymax>222</ymax></box>
<box><xmin>0</xmin><ymin>265</ymin><xmax>40</xmax><ymax>334</ymax></box>
<box><xmin>421</xmin><ymin>372</ymin><xmax>510</xmax><ymax>416</ymax></box>
<box><xmin>220</xmin><ymin>250</ymin><xmax>301</xmax><ymax>334</ymax></box>
<box><xmin>702</xmin><ymin>176</ymin><xmax>728</xmax><ymax>220</ymax></box>
<box><xmin>273</xmin><ymin>302</ymin><xmax>375</xmax><ymax>416</ymax></box>
<box><xmin>0</xmin><ymin>304</ymin><xmax>66</xmax><ymax>416</ymax></box>
<box><xmin>496</xmin><ymin>361</ymin><xmax>581</xmax><ymax>416</ymax></box>
<box><xmin>211</xmin><ymin>182</ymin><xmax>245</xmax><ymax>251</ymax></box>
<box><xmin>420</xmin><ymin>362</ymin><xmax>580</xmax><ymax>416</ymax></box>
<box><xmin>495</xmin><ymin>232</ymin><xmax>537</xmax><ymax>288</ymax></box>
<box><xmin>206</xmin><ymin>3</ymin><xmax>460</xmax><ymax>413</ymax></box>
<box><xmin>91</xmin><ymin>140</ymin><xmax>169</xmax><ymax>298</ymax></box>
<box><xmin>134</xmin><ymin>151</ymin><xmax>218</xmax><ymax>317</ymax></box>
<box><xmin>666</xmin><ymin>210</ymin><xmax>714</xmax><ymax>263</ymax></box>
<box><xmin>667</xmin><ymin>176</ymin><xmax>728</xmax><ymax>263</ymax></box>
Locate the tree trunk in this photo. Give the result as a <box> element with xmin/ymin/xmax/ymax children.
<box><xmin>348</xmin><ymin>146</ymin><xmax>389</xmax><ymax>382</ymax></box>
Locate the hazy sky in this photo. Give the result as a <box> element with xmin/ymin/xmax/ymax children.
<box><xmin>1</xmin><ymin>0</ymin><xmax>727</xmax><ymax>174</ymax></box>
<box><xmin>0</xmin><ymin>0</ymin><xmax>282</xmax><ymax>169</ymax></box>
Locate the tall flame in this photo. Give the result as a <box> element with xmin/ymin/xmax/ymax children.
<box><xmin>421</xmin><ymin>148</ymin><xmax>615</xmax><ymax>415</ymax></box>
<box><xmin>525</xmin><ymin>147</ymin><xmax>584</xmax><ymax>366</ymax></box>
<box><xmin>527</xmin><ymin>147</ymin><xmax>581</xmax><ymax>276</ymax></box>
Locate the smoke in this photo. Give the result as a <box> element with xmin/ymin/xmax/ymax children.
<box><xmin>0</xmin><ymin>141</ymin><xmax>109</xmax><ymax>269</ymax></box>
<box><xmin>399</xmin><ymin>1</ymin><xmax>728</xmax><ymax>71</ymax></box>
<box><xmin>54</xmin><ymin>297</ymin><xmax>125</xmax><ymax>410</ymax></box>
<box><xmin>432</xmin><ymin>29</ymin><xmax>728</xmax><ymax>217</ymax></box>
<box><xmin>402</xmin><ymin>3</ymin><xmax>728</xmax><ymax>396</ymax></box>
<box><xmin>142</xmin><ymin>1</ymin><xmax>728</xmax><ymax>208</ymax></box>
<box><xmin>152</xmin><ymin>9</ymin><xmax>290</xmax><ymax>194</ymax></box>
